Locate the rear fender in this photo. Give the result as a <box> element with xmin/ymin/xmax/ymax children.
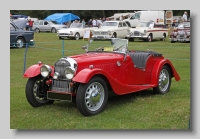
<box><xmin>151</xmin><ymin>59</ymin><xmax>180</xmax><ymax>85</ymax></box>
<box><xmin>72</xmin><ymin>68</ymin><xmax>109</xmax><ymax>83</ymax></box>
<box><xmin>23</xmin><ymin>63</ymin><xmax>54</xmax><ymax>78</ymax></box>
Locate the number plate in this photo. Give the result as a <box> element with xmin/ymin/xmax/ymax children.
<box><xmin>47</xmin><ymin>91</ymin><xmax>72</xmax><ymax>102</ymax></box>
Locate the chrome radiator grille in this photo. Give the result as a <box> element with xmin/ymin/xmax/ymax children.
<box><xmin>52</xmin><ymin>58</ymin><xmax>71</xmax><ymax>92</ymax></box>
<box><xmin>51</xmin><ymin>80</ymin><xmax>70</xmax><ymax>92</ymax></box>
<box><xmin>94</xmin><ymin>32</ymin><xmax>108</xmax><ymax>35</ymax></box>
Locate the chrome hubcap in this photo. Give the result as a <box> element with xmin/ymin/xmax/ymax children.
<box><xmin>16</xmin><ymin>39</ymin><xmax>23</xmax><ymax>47</ymax></box>
<box><xmin>158</xmin><ymin>69</ymin><xmax>169</xmax><ymax>92</ymax></box>
<box><xmin>85</xmin><ymin>82</ymin><xmax>104</xmax><ymax>111</ymax></box>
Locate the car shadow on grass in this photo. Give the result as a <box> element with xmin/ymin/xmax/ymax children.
<box><xmin>106</xmin><ymin>89</ymin><xmax>156</xmax><ymax>109</ymax></box>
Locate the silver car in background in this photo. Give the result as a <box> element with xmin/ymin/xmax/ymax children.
<box><xmin>32</xmin><ymin>20</ymin><xmax>67</xmax><ymax>33</ymax></box>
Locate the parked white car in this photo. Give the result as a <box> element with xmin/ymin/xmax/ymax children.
<box><xmin>126</xmin><ymin>21</ymin><xmax>168</xmax><ymax>42</ymax></box>
<box><xmin>57</xmin><ymin>23</ymin><xmax>98</xmax><ymax>40</ymax></box>
<box><xmin>92</xmin><ymin>21</ymin><xmax>130</xmax><ymax>40</ymax></box>
<box><xmin>33</xmin><ymin>20</ymin><xmax>67</xmax><ymax>33</ymax></box>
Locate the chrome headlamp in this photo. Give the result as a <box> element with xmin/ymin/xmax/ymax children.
<box><xmin>70</xmin><ymin>31</ymin><xmax>73</xmax><ymax>35</ymax></box>
<box><xmin>64</xmin><ymin>67</ymin><xmax>75</xmax><ymax>79</ymax></box>
<box><xmin>144</xmin><ymin>30</ymin><xmax>147</xmax><ymax>33</ymax></box>
<box><xmin>40</xmin><ymin>65</ymin><xmax>52</xmax><ymax>77</ymax></box>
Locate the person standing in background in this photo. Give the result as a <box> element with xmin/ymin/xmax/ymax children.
<box><xmin>28</xmin><ymin>19</ymin><xmax>34</xmax><ymax>31</ymax></box>
<box><xmin>81</xmin><ymin>19</ymin><xmax>86</xmax><ymax>27</ymax></box>
<box><xmin>182</xmin><ymin>11</ymin><xmax>188</xmax><ymax>21</ymax></box>
<box><xmin>26</xmin><ymin>19</ymin><xmax>29</xmax><ymax>31</ymax></box>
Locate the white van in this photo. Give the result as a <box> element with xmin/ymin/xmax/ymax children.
<box><xmin>123</xmin><ymin>10</ymin><xmax>173</xmax><ymax>28</ymax></box>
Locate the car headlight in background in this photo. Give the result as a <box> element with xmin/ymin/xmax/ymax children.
<box><xmin>40</xmin><ymin>65</ymin><xmax>52</xmax><ymax>77</ymax></box>
<box><xmin>108</xmin><ymin>30</ymin><xmax>111</xmax><ymax>35</ymax></box>
<box><xmin>144</xmin><ymin>30</ymin><xmax>147</xmax><ymax>33</ymax></box>
<box><xmin>70</xmin><ymin>31</ymin><xmax>73</xmax><ymax>35</ymax></box>
<box><xmin>64</xmin><ymin>67</ymin><xmax>75</xmax><ymax>79</ymax></box>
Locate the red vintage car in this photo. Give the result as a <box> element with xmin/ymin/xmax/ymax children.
<box><xmin>169</xmin><ymin>22</ymin><xmax>190</xmax><ymax>43</ymax></box>
<box><xmin>24</xmin><ymin>38</ymin><xmax>180</xmax><ymax>116</ymax></box>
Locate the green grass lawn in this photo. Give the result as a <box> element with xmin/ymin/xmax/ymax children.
<box><xmin>10</xmin><ymin>33</ymin><xmax>190</xmax><ymax>129</ymax></box>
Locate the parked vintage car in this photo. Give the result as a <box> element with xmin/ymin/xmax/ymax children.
<box><xmin>10</xmin><ymin>19</ymin><xmax>34</xmax><ymax>48</ymax></box>
<box><xmin>23</xmin><ymin>38</ymin><xmax>180</xmax><ymax>116</ymax></box>
<box><xmin>32</xmin><ymin>20</ymin><xmax>67</xmax><ymax>33</ymax></box>
<box><xmin>92</xmin><ymin>21</ymin><xmax>130</xmax><ymax>40</ymax></box>
<box><xmin>169</xmin><ymin>22</ymin><xmax>190</xmax><ymax>43</ymax></box>
<box><xmin>57</xmin><ymin>22</ymin><xmax>98</xmax><ymax>40</ymax></box>
<box><xmin>126</xmin><ymin>21</ymin><xmax>168</xmax><ymax>42</ymax></box>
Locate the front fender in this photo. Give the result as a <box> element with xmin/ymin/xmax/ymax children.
<box><xmin>151</xmin><ymin>59</ymin><xmax>180</xmax><ymax>85</ymax></box>
<box><xmin>23</xmin><ymin>63</ymin><xmax>54</xmax><ymax>78</ymax></box>
<box><xmin>72</xmin><ymin>68</ymin><xmax>110</xmax><ymax>83</ymax></box>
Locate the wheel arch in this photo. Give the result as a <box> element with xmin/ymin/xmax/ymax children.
<box><xmin>151</xmin><ymin>59</ymin><xmax>180</xmax><ymax>85</ymax></box>
<box><xmin>23</xmin><ymin>64</ymin><xmax>54</xmax><ymax>78</ymax></box>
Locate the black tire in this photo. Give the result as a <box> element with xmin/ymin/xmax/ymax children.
<box><xmin>146</xmin><ymin>34</ymin><xmax>152</xmax><ymax>42</ymax></box>
<box><xmin>15</xmin><ymin>37</ymin><xmax>25</xmax><ymax>48</ymax></box>
<box><xmin>153</xmin><ymin>65</ymin><xmax>172</xmax><ymax>94</ymax></box>
<box><xmin>59</xmin><ymin>37</ymin><xmax>63</xmax><ymax>40</ymax></box>
<box><xmin>74</xmin><ymin>33</ymin><xmax>80</xmax><ymax>40</ymax></box>
<box><xmin>35</xmin><ymin>28</ymin><xmax>40</xmax><ymax>33</ymax></box>
<box><xmin>112</xmin><ymin>33</ymin><xmax>117</xmax><ymax>38</ymax></box>
<box><xmin>76</xmin><ymin>76</ymin><xmax>108</xmax><ymax>116</ymax></box>
<box><xmin>160</xmin><ymin>33</ymin><xmax>166</xmax><ymax>41</ymax></box>
<box><xmin>128</xmin><ymin>38</ymin><xmax>134</xmax><ymax>42</ymax></box>
<box><xmin>51</xmin><ymin>27</ymin><xmax>56</xmax><ymax>33</ymax></box>
<box><xmin>25</xmin><ymin>75</ymin><xmax>54</xmax><ymax>107</ymax></box>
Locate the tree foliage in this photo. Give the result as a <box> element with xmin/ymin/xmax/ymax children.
<box><xmin>10</xmin><ymin>10</ymin><xmax>190</xmax><ymax>22</ymax></box>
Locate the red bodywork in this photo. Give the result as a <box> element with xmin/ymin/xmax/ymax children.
<box><xmin>24</xmin><ymin>51</ymin><xmax>180</xmax><ymax>95</ymax></box>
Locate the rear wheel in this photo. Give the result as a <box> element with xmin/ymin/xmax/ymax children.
<box><xmin>76</xmin><ymin>76</ymin><xmax>108</xmax><ymax>116</ymax></box>
<box><xmin>153</xmin><ymin>65</ymin><xmax>172</xmax><ymax>94</ymax></box>
<box><xmin>15</xmin><ymin>37</ymin><xmax>25</xmax><ymax>48</ymax></box>
<box><xmin>160</xmin><ymin>33</ymin><xmax>166</xmax><ymax>41</ymax></box>
<box><xmin>25</xmin><ymin>75</ymin><xmax>54</xmax><ymax>107</ymax></box>
<box><xmin>35</xmin><ymin>28</ymin><xmax>40</xmax><ymax>33</ymax></box>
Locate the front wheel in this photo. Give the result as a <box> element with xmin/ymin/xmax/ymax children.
<box><xmin>51</xmin><ymin>27</ymin><xmax>56</xmax><ymax>33</ymax></box>
<box><xmin>76</xmin><ymin>76</ymin><xmax>108</xmax><ymax>116</ymax></box>
<box><xmin>74</xmin><ymin>33</ymin><xmax>80</xmax><ymax>40</ymax></box>
<box><xmin>25</xmin><ymin>75</ymin><xmax>54</xmax><ymax>107</ymax></box>
<box><xmin>146</xmin><ymin>34</ymin><xmax>152</xmax><ymax>42</ymax></box>
<box><xmin>153</xmin><ymin>65</ymin><xmax>172</xmax><ymax>94</ymax></box>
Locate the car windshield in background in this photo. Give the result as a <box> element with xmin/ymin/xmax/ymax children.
<box><xmin>178</xmin><ymin>22</ymin><xmax>190</xmax><ymax>28</ymax></box>
<box><xmin>85</xmin><ymin>38</ymin><xmax>128</xmax><ymax>53</ymax></box>
<box><xmin>70</xmin><ymin>23</ymin><xmax>83</xmax><ymax>28</ymax></box>
<box><xmin>102</xmin><ymin>22</ymin><xmax>118</xmax><ymax>27</ymax></box>
<box><xmin>50</xmin><ymin>21</ymin><xmax>58</xmax><ymax>24</ymax></box>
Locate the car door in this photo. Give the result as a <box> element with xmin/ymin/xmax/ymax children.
<box><xmin>116</xmin><ymin>22</ymin><xmax>123</xmax><ymax>38</ymax></box>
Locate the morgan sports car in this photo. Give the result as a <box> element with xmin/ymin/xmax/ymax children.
<box><xmin>24</xmin><ymin>38</ymin><xmax>180</xmax><ymax>116</ymax></box>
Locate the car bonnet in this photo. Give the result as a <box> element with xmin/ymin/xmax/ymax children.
<box><xmin>12</xmin><ymin>19</ymin><xmax>28</xmax><ymax>30</ymax></box>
